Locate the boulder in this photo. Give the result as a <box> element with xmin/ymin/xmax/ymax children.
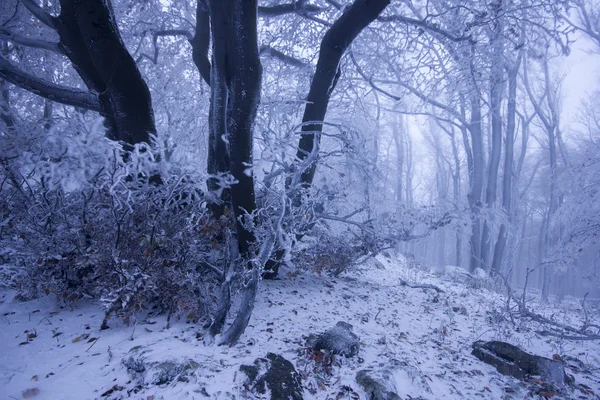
<box><xmin>307</xmin><ymin>321</ymin><xmax>360</xmax><ymax>357</ymax></box>
<box><xmin>356</xmin><ymin>369</ymin><xmax>400</xmax><ymax>400</ymax></box>
<box><xmin>356</xmin><ymin>360</ymin><xmax>431</xmax><ymax>400</ymax></box>
<box><xmin>472</xmin><ymin>341</ymin><xmax>570</xmax><ymax>385</ymax></box>
<box><xmin>239</xmin><ymin>353</ymin><xmax>303</xmax><ymax>400</ymax></box>
<box><xmin>434</xmin><ymin>265</ymin><xmax>472</xmax><ymax>284</ymax></box>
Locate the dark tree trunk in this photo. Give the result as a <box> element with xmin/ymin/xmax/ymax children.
<box><xmin>206</xmin><ymin>0</ymin><xmax>233</xmax><ymax>217</ymax></box>
<box><xmin>294</xmin><ymin>0</ymin><xmax>390</xmax><ymax>189</ymax></box>
<box><xmin>191</xmin><ymin>0</ymin><xmax>211</xmax><ymax>86</ymax></box>
<box><xmin>206</xmin><ymin>0</ymin><xmax>263</xmax><ymax>345</ymax></box>
<box><xmin>12</xmin><ymin>0</ymin><xmax>156</xmax><ymax>146</ymax></box>
<box><xmin>71</xmin><ymin>0</ymin><xmax>156</xmax><ymax>145</ymax></box>
<box><xmin>264</xmin><ymin>0</ymin><xmax>390</xmax><ymax>279</ymax></box>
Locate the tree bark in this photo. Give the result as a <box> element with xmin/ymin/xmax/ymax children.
<box><xmin>468</xmin><ymin>95</ymin><xmax>484</xmax><ymax>272</ymax></box>
<box><xmin>480</xmin><ymin>1</ymin><xmax>504</xmax><ymax>272</ymax></box>
<box><xmin>15</xmin><ymin>0</ymin><xmax>156</xmax><ymax>146</ymax></box>
<box><xmin>294</xmin><ymin>0</ymin><xmax>390</xmax><ymax>189</ymax></box>
<box><xmin>491</xmin><ymin>56</ymin><xmax>521</xmax><ymax>273</ymax></box>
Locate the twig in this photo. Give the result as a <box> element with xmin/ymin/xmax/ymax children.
<box><xmin>536</xmin><ymin>330</ymin><xmax>600</xmax><ymax>341</ymax></box>
<box><xmin>581</xmin><ymin>291</ymin><xmax>590</xmax><ymax>333</ymax></box>
<box><xmin>399</xmin><ymin>279</ymin><xmax>444</xmax><ymax>293</ymax></box>
<box><xmin>86</xmin><ymin>336</ymin><xmax>100</xmax><ymax>352</ymax></box>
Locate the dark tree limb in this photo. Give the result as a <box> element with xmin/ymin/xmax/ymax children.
<box><xmin>399</xmin><ymin>279</ymin><xmax>445</xmax><ymax>293</ymax></box>
<box><xmin>258</xmin><ymin>1</ymin><xmax>322</xmax><ymax>17</ymax></box>
<box><xmin>295</xmin><ymin>0</ymin><xmax>390</xmax><ymax>188</ymax></box>
<box><xmin>260</xmin><ymin>44</ymin><xmax>309</xmax><ymax>69</ymax></box>
<box><xmin>0</xmin><ymin>30</ymin><xmax>62</xmax><ymax>54</ymax></box>
<box><xmin>0</xmin><ymin>56</ymin><xmax>101</xmax><ymax>111</ymax></box>
<box><xmin>20</xmin><ymin>0</ymin><xmax>58</xmax><ymax>28</ymax></box>
<box><xmin>378</xmin><ymin>14</ymin><xmax>474</xmax><ymax>43</ymax></box>
<box><xmin>191</xmin><ymin>0</ymin><xmax>211</xmax><ymax>86</ymax></box>
<box><xmin>72</xmin><ymin>0</ymin><xmax>156</xmax><ymax>145</ymax></box>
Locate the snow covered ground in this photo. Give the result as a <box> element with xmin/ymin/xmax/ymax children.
<box><xmin>1</xmin><ymin>252</ymin><xmax>599</xmax><ymax>399</ymax></box>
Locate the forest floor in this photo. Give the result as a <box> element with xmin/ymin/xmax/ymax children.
<box><xmin>1</xmin><ymin>251</ymin><xmax>600</xmax><ymax>400</ymax></box>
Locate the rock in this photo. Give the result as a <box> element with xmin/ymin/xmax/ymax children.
<box><xmin>307</xmin><ymin>321</ymin><xmax>360</xmax><ymax>357</ymax></box>
<box><xmin>239</xmin><ymin>353</ymin><xmax>303</xmax><ymax>400</ymax></box>
<box><xmin>356</xmin><ymin>360</ymin><xmax>431</xmax><ymax>400</ymax></box>
<box><xmin>356</xmin><ymin>370</ymin><xmax>400</xmax><ymax>400</ymax></box>
<box><xmin>471</xmin><ymin>267</ymin><xmax>493</xmax><ymax>289</ymax></box>
<box><xmin>434</xmin><ymin>265</ymin><xmax>472</xmax><ymax>284</ymax></box>
<box><xmin>472</xmin><ymin>341</ymin><xmax>571</xmax><ymax>385</ymax></box>
<box><xmin>122</xmin><ymin>354</ymin><xmax>199</xmax><ymax>385</ymax></box>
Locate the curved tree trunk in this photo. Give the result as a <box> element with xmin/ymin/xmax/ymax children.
<box><xmin>265</xmin><ymin>0</ymin><xmax>390</xmax><ymax>278</ymax></box>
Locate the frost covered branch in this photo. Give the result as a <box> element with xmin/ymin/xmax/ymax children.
<box><xmin>0</xmin><ymin>57</ymin><xmax>101</xmax><ymax>111</ymax></box>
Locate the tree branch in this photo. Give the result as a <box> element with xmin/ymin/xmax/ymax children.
<box><xmin>258</xmin><ymin>1</ymin><xmax>322</xmax><ymax>17</ymax></box>
<box><xmin>0</xmin><ymin>57</ymin><xmax>101</xmax><ymax>111</ymax></box>
<box><xmin>0</xmin><ymin>29</ymin><xmax>62</xmax><ymax>54</ymax></box>
<box><xmin>19</xmin><ymin>0</ymin><xmax>57</xmax><ymax>28</ymax></box>
<box><xmin>259</xmin><ymin>44</ymin><xmax>309</xmax><ymax>68</ymax></box>
<box><xmin>191</xmin><ymin>0</ymin><xmax>211</xmax><ymax>86</ymax></box>
<box><xmin>378</xmin><ymin>14</ymin><xmax>474</xmax><ymax>43</ymax></box>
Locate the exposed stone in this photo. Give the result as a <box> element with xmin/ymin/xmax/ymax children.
<box><xmin>356</xmin><ymin>360</ymin><xmax>431</xmax><ymax>400</ymax></box>
<box><xmin>239</xmin><ymin>353</ymin><xmax>303</xmax><ymax>400</ymax></box>
<box><xmin>307</xmin><ymin>321</ymin><xmax>360</xmax><ymax>357</ymax></box>
<box><xmin>472</xmin><ymin>341</ymin><xmax>571</xmax><ymax>385</ymax></box>
<box><xmin>356</xmin><ymin>370</ymin><xmax>400</xmax><ymax>400</ymax></box>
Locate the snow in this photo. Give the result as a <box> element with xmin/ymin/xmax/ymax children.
<box><xmin>1</xmin><ymin>252</ymin><xmax>599</xmax><ymax>399</ymax></box>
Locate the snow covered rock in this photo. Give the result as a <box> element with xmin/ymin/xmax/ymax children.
<box><xmin>434</xmin><ymin>265</ymin><xmax>472</xmax><ymax>284</ymax></box>
<box><xmin>307</xmin><ymin>321</ymin><xmax>360</xmax><ymax>357</ymax></box>
<box><xmin>472</xmin><ymin>341</ymin><xmax>570</xmax><ymax>385</ymax></box>
<box><xmin>239</xmin><ymin>352</ymin><xmax>304</xmax><ymax>400</ymax></box>
<box><xmin>471</xmin><ymin>267</ymin><xmax>493</xmax><ymax>289</ymax></box>
<box><xmin>356</xmin><ymin>360</ymin><xmax>431</xmax><ymax>400</ymax></box>
<box><xmin>356</xmin><ymin>369</ymin><xmax>400</xmax><ymax>400</ymax></box>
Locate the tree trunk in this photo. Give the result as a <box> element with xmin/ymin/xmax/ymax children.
<box><xmin>480</xmin><ymin>2</ymin><xmax>504</xmax><ymax>271</ymax></box>
<box><xmin>294</xmin><ymin>0</ymin><xmax>390</xmax><ymax>190</ymax></box>
<box><xmin>265</xmin><ymin>0</ymin><xmax>390</xmax><ymax>278</ymax></box>
<box><xmin>491</xmin><ymin>57</ymin><xmax>520</xmax><ymax>273</ymax></box>
<box><xmin>468</xmin><ymin>95</ymin><xmax>484</xmax><ymax>272</ymax></box>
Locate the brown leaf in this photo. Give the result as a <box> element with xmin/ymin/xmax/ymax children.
<box><xmin>539</xmin><ymin>392</ymin><xmax>556</xmax><ymax>398</ymax></box>
<box><xmin>27</xmin><ymin>333</ymin><xmax>37</xmax><ymax>340</ymax></box>
<box><xmin>552</xmin><ymin>354</ymin><xmax>562</xmax><ymax>361</ymax></box>
<box><xmin>72</xmin><ymin>333</ymin><xmax>90</xmax><ymax>343</ymax></box>
<box><xmin>87</xmin><ymin>337</ymin><xmax>97</xmax><ymax>343</ymax></box>
<box><xmin>31</xmin><ymin>375</ymin><xmax>38</xmax><ymax>381</ymax></box>
<box><xmin>22</xmin><ymin>388</ymin><xmax>40</xmax><ymax>398</ymax></box>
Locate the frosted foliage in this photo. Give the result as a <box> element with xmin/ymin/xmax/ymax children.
<box><xmin>0</xmin><ymin>121</ymin><xmax>223</xmax><ymax>320</ymax></box>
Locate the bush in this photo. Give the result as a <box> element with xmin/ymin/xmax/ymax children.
<box><xmin>0</xmin><ymin>121</ymin><xmax>227</xmax><ymax>323</ymax></box>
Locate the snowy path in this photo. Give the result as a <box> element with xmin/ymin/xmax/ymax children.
<box><xmin>1</xmin><ymin>253</ymin><xmax>599</xmax><ymax>399</ymax></box>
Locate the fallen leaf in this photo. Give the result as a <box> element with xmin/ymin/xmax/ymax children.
<box><xmin>539</xmin><ymin>392</ymin><xmax>556</xmax><ymax>398</ymax></box>
<box><xmin>72</xmin><ymin>333</ymin><xmax>90</xmax><ymax>343</ymax></box>
<box><xmin>87</xmin><ymin>337</ymin><xmax>98</xmax><ymax>343</ymax></box>
<box><xmin>22</xmin><ymin>388</ymin><xmax>40</xmax><ymax>398</ymax></box>
<box><xmin>31</xmin><ymin>375</ymin><xmax>38</xmax><ymax>381</ymax></box>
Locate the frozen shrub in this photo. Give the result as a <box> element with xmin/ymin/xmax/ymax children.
<box><xmin>0</xmin><ymin>121</ymin><xmax>228</xmax><ymax>323</ymax></box>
